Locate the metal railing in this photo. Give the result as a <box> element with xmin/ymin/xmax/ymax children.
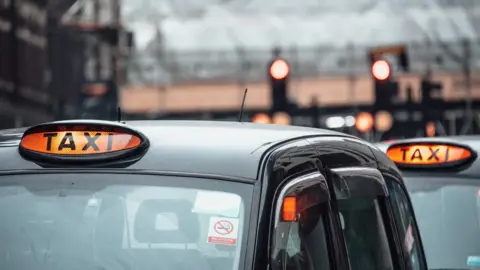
<box><xmin>127</xmin><ymin>38</ymin><xmax>480</xmax><ymax>85</ymax></box>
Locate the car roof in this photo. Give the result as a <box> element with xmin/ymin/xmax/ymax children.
<box><xmin>0</xmin><ymin>120</ymin><xmax>354</xmax><ymax>180</ymax></box>
<box><xmin>376</xmin><ymin>136</ymin><xmax>480</xmax><ymax>150</ymax></box>
<box><xmin>375</xmin><ymin>135</ymin><xmax>480</xmax><ymax>177</ymax></box>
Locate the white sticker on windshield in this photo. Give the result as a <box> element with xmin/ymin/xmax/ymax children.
<box><xmin>193</xmin><ymin>191</ymin><xmax>241</xmax><ymax>217</ymax></box>
<box><xmin>467</xmin><ymin>256</ymin><xmax>480</xmax><ymax>266</ymax></box>
<box><xmin>404</xmin><ymin>224</ymin><xmax>414</xmax><ymax>253</ymax></box>
<box><xmin>207</xmin><ymin>217</ymin><xmax>239</xmax><ymax>246</ymax></box>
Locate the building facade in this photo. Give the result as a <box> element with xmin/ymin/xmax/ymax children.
<box><xmin>0</xmin><ymin>0</ymin><xmax>51</xmax><ymax>128</ymax></box>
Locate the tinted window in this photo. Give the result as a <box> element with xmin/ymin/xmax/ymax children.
<box><xmin>387</xmin><ymin>180</ymin><xmax>423</xmax><ymax>270</ymax></box>
<box><xmin>338</xmin><ymin>197</ymin><xmax>393</xmax><ymax>270</ymax></box>
<box><xmin>272</xmin><ymin>193</ymin><xmax>330</xmax><ymax>270</ymax></box>
<box><xmin>0</xmin><ymin>174</ymin><xmax>253</xmax><ymax>270</ymax></box>
<box><xmin>404</xmin><ymin>176</ymin><xmax>480</xmax><ymax>269</ymax></box>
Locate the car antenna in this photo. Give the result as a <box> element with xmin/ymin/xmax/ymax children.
<box><xmin>238</xmin><ymin>88</ymin><xmax>248</xmax><ymax>122</ymax></box>
<box><xmin>116</xmin><ymin>107</ymin><xmax>122</xmax><ymax>122</ymax></box>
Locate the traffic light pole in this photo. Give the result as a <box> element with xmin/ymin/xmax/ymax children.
<box><xmin>460</xmin><ymin>39</ymin><xmax>473</xmax><ymax>135</ymax></box>
<box><xmin>371</xmin><ymin>60</ymin><xmax>398</xmax><ymax>111</ymax></box>
<box><xmin>268</xmin><ymin>48</ymin><xmax>290</xmax><ymax>114</ymax></box>
<box><xmin>10</xmin><ymin>0</ymin><xmax>18</xmax><ymax>101</ymax></box>
<box><xmin>347</xmin><ymin>43</ymin><xmax>358</xmax><ymax>114</ymax></box>
<box><xmin>310</xmin><ymin>98</ymin><xmax>320</xmax><ymax>128</ymax></box>
<box><xmin>94</xmin><ymin>0</ymin><xmax>101</xmax><ymax>81</ymax></box>
<box><xmin>420</xmin><ymin>72</ymin><xmax>445</xmax><ymax>136</ymax></box>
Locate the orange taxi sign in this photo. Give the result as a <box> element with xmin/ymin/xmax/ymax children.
<box><xmin>19</xmin><ymin>122</ymin><xmax>148</xmax><ymax>162</ymax></box>
<box><xmin>21</xmin><ymin>131</ymin><xmax>141</xmax><ymax>155</ymax></box>
<box><xmin>386</xmin><ymin>143</ymin><xmax>475</xmax><ymax>167</ymax></box>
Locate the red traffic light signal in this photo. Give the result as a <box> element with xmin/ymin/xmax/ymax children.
<box><xmin>252</xmin><ymin>113</ymin><xmax>271</xmax><ymax>124</ymax></box>
<box><xmin>372</xmin><ymin>60</ymin><xmax>391</xmax><ymax>80</ymax></box>
<box><xmin>355</xmin><ymin>112</ymin><xmax>374</xmax><ymax>133</ymax></box>
<box><xmin>270</xmin><ymin>59</ymin><xmax>290</xmax><ymax>80</ymax></box>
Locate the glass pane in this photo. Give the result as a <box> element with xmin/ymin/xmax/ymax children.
<box><xmin>404</xmin><ymin>176</ymin><xmax>480</xmax><ymax>269</ymax></box>
<box><xmin>0</xmin><ymin>173</ymin><xmax>253</xmax><ymax>270</ymax></box>
<box><xmin>338</xmin><ymin>197</ymin><xmax>393</xmax><ymax>270</ymax></box>
<box><xmin>386</xmin><ymin>180</ymin><xmax>423</xmax><ymax>270</ymax></box>
<box><xmin>272</xmin><ymin>197</ymin><xmax>330</xmax><ymax>270</ymax></box>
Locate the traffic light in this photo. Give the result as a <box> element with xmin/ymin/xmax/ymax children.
<box><xmin>369</xmin><ymin>45</ymin><xmax>409</xmax><ymax>72</ymax></box>
<box><xmin>370</xmin><ymin>60</ymin><xmax>398</xmax><ymax>110</ymax></box>
<box><xmin>372</xmin><ymin>60</ymin><xmax>391</xmax><ymax>81</ymax></box>
<box><xmin>251</xmin><ymin>112</ymin><xmax>292</xmax><ymax>125</ymax></box>
<box><xmin>268</xmin><ymin>58</ymin><xmax>290</xmax><ymax>112</ymax></box>
<box><xmin>252</xmin><ymin>113</ymin><xmax>271</xmax><ymax>124</ymax></box>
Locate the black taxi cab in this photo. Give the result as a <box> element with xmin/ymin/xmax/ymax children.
<box><xmin>0</xmin><ymin>119</ymin><xmax>427</xmax><ymax>270</ymax></box>
<box><xmin>376</xmin><ymin>137</ymin><xmax>480</xmax><ymax>270</ymax></box>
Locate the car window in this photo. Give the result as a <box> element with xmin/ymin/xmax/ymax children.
<box><xmin>0</xmin><ymin>173</ymin><xmax>253</xmax><ymax>270</ymax></box>
<box><xmin>386</xmin><ymin>179</ymin><xmax>423</xmax><ymax>270</ymax></box>
<box><xmin>404</xmin><ymin>176</ymin><xmax>480</xmax><ymax>270</ymax></box>
<box><xmin>271</xmin><ymin>192</ymin><xmax>331</xmax><ymax>270</ymax></box>
<box><xmin>338</xmin><ymin>197</ymin><xmax>393</xmax><ymax>270</ymax></box>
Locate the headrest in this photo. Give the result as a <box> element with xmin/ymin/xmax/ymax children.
<box><xmin>134</xmin><ymin>199</ymin><xmax>200</xmax><ymax>244</ymax></box>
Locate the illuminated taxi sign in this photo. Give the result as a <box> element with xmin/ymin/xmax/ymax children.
<box><xmin>19</xmin><ymin>122</ymin><xmax>149</xmax><ymax>163</ymax></box>
<box><xmin>386</xmin><ymin>143</ymin><xmax>475</xmax><ymax>168</ymax></box>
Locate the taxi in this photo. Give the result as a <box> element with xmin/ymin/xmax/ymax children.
<box><xmin>377</xmin><ymin>137</ymin><xmax>480</xmax><ymax>270</ymax></box>
<box><xmin>0</xmin><ymin>119</ymin><xmax>427</xmax><ymax>270</ymax></box>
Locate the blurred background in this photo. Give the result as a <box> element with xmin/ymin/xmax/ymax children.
<box><xmin>2</xmin><ymin>0</ymin><xmax>480</xmax><ymax>141</ymax></box>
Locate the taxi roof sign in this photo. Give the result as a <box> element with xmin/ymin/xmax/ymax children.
<box><xmin>386</xmin><ymin>142</ymin><xmax>476</xmax><ymax>169</ymax></box>
<box><xmin>19</xmin><ymin>121</ymin><xmax>149</xmax><ymax>164</ymax></box>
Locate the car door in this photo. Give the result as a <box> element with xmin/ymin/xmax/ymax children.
<box><xmin>269</xmin><ymin>171</ymin><xmax>340</xmax><ymax>270</ymax></box>
<box><xmin>330</xmin><ymin>167</ymin><xmax>402</xmax><ymax>270</ymax></box>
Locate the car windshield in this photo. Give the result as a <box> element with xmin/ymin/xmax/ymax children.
<box><xmin>0</xmin><ymin>173</ymin><xmax>253</xmax><ymax>270</ymax></box>
<box><xmin>404</xmin><ymin>176</ymin><xmax>480</xmax><ymax>270</ymax></box>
